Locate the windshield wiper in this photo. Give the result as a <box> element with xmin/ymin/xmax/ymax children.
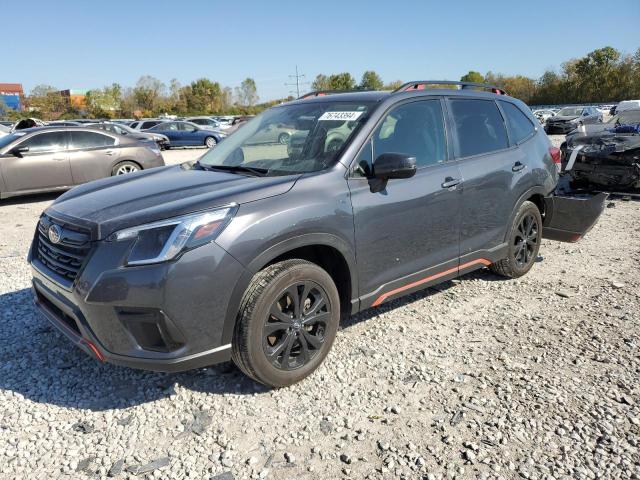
<box><xmin>194</xmin><ymin>162</ymin><xmax>269</xmax><ymax>177</ymax></box>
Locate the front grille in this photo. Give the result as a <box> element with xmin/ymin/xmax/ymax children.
<box><xmin>35</xmin><ymin>216</ymin><xmax>91</xmax><ymax>283</ymax></box>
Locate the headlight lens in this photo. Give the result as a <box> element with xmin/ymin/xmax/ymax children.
<box><xmin>110</xmin><ymin>207</ymin><xmax>236</xmax><ymax>265</ymax></box>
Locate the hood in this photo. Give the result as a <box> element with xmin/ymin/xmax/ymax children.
<box><xmin>548</xmin><ymin>115</ymin><xmax>579</xmax><ymax>122</ymax></box>
<box><xmin>47</xmin><ymin>164</ymin><xmax>298</xmax><ymax>239</ymax></box>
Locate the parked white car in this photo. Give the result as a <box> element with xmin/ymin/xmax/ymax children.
<box><xmin>616</xmin><ymin>100</ymin><xmax>640</xmax><ymax>113</ymax></box>
<box><xmin>532</xmin><ymin>109</ymin><xmax>556</xmax><ymax>124</ymax></box>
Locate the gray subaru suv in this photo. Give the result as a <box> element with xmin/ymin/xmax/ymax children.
<box><xmin>29</xmin><ymin>82</ymin><xmax>605</xmax><ymax>387</ymax></box>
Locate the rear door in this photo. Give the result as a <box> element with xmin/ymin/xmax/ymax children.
<box><xmin>0</xmin><ymin>131</ymin><xmax>72</xmax><ymax>193</ymax></box>
<box><xmin>178</xmin><ymin>122</ymin><xmax>199</xmax><ymax>145</ymax></box>
<box><xmin>348</xmin><ymin>98</ymin><xmax>463</xmax><ymax>307</ymax></box>
<box><xmin>68</xmin><ymin>131</ymin><xmax>119</xmax><ymax>183</ymax></box>
<box><xmin>449</xmin><ymin>98</ymin><xmax>530</xmax><ymax>259</ymax></box>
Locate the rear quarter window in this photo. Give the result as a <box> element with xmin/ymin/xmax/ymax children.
<box><xmin>449</xmin><ymin>98</ymin><xmax>508</xmax><ymax>157</ymax></box>
<box><xmin>500</xmin><ymin>101</ymin><xmax>535</xmax><ymax>144</ymax></box>
<box><xmin>70</xmin><ymin>131</ymin><xmax>116</xmax><ymax>149</ymax></box>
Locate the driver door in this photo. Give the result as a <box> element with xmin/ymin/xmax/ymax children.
<box><xmin>1</xmin><ymin>131</ymin><xmax>72</xmax><ymax>193</ymax></box>
<box><xmin>347</xmin><ymin>99</ymin><xmax>463</xmax><ymax>308</ymax></box>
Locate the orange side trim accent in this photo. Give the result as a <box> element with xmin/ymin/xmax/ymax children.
<box><xmin>83</xmin><ymin>340</ymin><xmax>105</xmax><ymax>362</ymax></box>
<box><xmin>371</xmin><ymin>258</ymin><xmax>491</xmax><ymax>307</ymax></box>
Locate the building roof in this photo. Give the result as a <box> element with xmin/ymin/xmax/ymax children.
<box><xmin>0</xmin><ymin>83</ymin><xmax>24</xmax><ymax>94</ymax></box>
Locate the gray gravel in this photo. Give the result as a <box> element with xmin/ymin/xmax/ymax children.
<box><xmin>1</xmin><ymin>139</ymin><xmax>639</xmax><ymax>479</ymax></box>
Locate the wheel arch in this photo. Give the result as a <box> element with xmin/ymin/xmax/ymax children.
<box><xmin>503</xmin><ymin>186</ymin><xmax>548</xmax><ymax>243</ymax></box>
<box><xmin>112</xmin><ymin>159</ymin><xmax>143</xmax><ymax>173</ymax></box>
<box><xmin>220</xmin><ymin>234</ymin><xmax>358</xmax><ymax>345</ymax></box>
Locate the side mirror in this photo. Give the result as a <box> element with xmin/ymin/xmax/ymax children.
<box><xmin>373</xmin><ymin>153</ymin><xmax>417</xmax><ymax>179</ymax></box>
<box><xmin>369</xmin><ymin>153</ymin><xmax>416</xmax><ymax>193</ymax></box>
<box><xmin>11</xmin><ymin>146</ymin><xmax>29</xmax><ymax>157</ymax></box>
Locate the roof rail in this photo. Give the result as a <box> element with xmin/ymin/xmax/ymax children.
<box><xmin>393</xmin><ymin>81</ymin><xmax>508</xmax><ymax>96</ymax></box>
<box><xmin>299</xmin><ymin>89</ymin><xmax>373</xmax><ymax>99</ymax></box>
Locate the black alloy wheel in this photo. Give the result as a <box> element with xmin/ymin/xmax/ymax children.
<box><xmin>262</xmin><ymin>282</ymin><xmax>330</xmax><ymax>370</ymax></box>
<box><xmin>513</xmin><ymin>213</ymin><xmax>539</xmax><ymax>268</ymax></box>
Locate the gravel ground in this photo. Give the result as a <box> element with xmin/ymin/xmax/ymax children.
<box><xmin>1</xmin><ymin>138</ymin><xmax>639</xmax><ymax>479</ymax></box>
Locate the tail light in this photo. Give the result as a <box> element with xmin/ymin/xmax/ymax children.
<box><xmin>549</xmin><ymin>147</ymin><xmax>561</xmax><ymax>168</ymax></box>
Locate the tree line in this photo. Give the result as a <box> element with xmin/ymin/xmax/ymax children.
<box><xmin>2</xmin><ymin>45</ymin><xmax>637</xmax><ymax>121</ymax></box>
<box><xmin>2</xmin><ymin>76</ymin><xmax>285</xmax><ymax>121</ymax></box>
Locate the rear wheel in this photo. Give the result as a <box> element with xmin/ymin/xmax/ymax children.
<box><xmin>111</xmin><ymin>161</ymin><xmax>140</xmax><ymax>176</ymax></box>
<box><xmin>232</xmin><ymin>259</ymin><xmax>340</xmax><ymax>388</ymax></box>
<box><xmin>205</xmin><ymin>136</ymin><xmax>217</xmax><ymax>148</ymax></box>
<box><xmin>490</xmin><ymin>201</ymin><xmax>542</xmax><ymax>278</ymax></box>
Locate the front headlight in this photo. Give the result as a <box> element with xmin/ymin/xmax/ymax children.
<box><xmin>109</xmin><ymin>206</ymin><xmax>236</xmax><ymax>265</ymax></box>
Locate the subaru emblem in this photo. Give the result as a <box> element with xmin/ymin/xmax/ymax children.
<box><xmin>48</xmin><ymin>224</ymin><xmax>62</xmax><ymax>244</ymax></box>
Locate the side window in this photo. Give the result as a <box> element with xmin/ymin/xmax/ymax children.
<box><xmin>180</xmin><ymin>123</ymin><xmax>197</xmax><ymax>131</ymax></box>
<box><xmin>372</xmin><ymin>100</ymin><xmax>447</xmax><ymax>168</ymax></box>
<box><xmin>21</xmin><ymin>132</ymin><xmax>67</xmax><ymax>153</ymax></box>
<box><xmin>130</xmin><ymin>122</ymin><xmax>139</xmax><ymax>129</ymax></box>
<box><xmin>352</xmin><ymin>139</ymin><xmax>373</xmax><ymax>177</ymax></box>
<box><xmin>500</xmin><ymin>101</ymin><xmax>535</xmax><ymax>144</ymax></box>
<box><xmin>449</xmin><ymin>99</ymin><xmax>508</xmax><ymax>157</ymax></box>
<box><xmin>69</xmin><ymin>131</ymin><xmax>115</xmax><ymax>149</ymax></box>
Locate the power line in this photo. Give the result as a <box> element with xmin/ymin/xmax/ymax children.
<box><xmin>285</xmin><ymin>65</ymin><xmax>309</xmax><ymax>98</ymax></box>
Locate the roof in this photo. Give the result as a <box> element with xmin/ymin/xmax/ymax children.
<box><xmin>0</xmin><ymin>83</ymin><xmax>24</xmax><ymax>94</ymax></box>
<box><xmin>287</xmin><ymin>90</ymin><xmax>390</xmax><ymax>105</ymax></box>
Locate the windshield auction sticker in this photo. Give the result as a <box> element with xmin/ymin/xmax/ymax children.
<box><xmin>318</xmin><ymin>111</ymin><xmax>364</xmax><ymax>121</ymax></box>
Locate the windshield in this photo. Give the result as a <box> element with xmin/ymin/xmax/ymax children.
<box><xmin>609</xmin><ymin>111</ymin><xmax>640</xmax><ymax>125</ymax></box>
<box><xmin>557</xmin><ymin>107</ymin><xmax>584</xmax><ymax>117</ymax></box>
<box><xmin>197</xmin><ymin>101</ymin><xmax>373</xmax><ymax>176</ymax></box>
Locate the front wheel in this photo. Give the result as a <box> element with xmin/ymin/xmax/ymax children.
<box><xmin>205</xmin><ymin>136</ymin><xmax>217</xmax><ymax>148</ymax></box>
<box><xmin>232</xmin><ymin>259</ymin><xmax>340</xmax><ymax>388</ymax></box>
<box><xmin>490</xmin><ymin>201</ymin><xmax>542</xmax><ymax>278</ymax></box>
<box><xmin>277</xmin><ymin>133</ymin><xmax>290</xmax><ymax>145</ymax></box>
<box><xmin>111</xmin><ymin>161</ymin><xmax>140</xmax><ymax>176</ymax></box>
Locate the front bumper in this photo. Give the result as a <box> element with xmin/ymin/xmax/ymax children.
<box><xmin>545</xmin><ymin>123</ymin><xmax>577</xmax><ymax>134</ymax></box>
<box><xmin>30</xmin><ymin>236</ymin><xmax>246</xmax><ymax>372</ymax></box>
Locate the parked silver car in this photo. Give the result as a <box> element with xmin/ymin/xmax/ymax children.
<box><xmin>0</xmin><ymin>127</ymin><xmax>165</xmax><ymax>199</ymax></box>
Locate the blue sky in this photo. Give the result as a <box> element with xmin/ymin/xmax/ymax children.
<box><xmin>4</xmin><ymin>0</ymin><xmax>639</xmax><ymax>101</ymax></box>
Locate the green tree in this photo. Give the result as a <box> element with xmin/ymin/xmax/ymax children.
<box><xmin>311</xmin><ymin>74</ymin><xmax>331</xmax><ymax>91</ymax></box>
<box><xmin>383</xmin><ymin>80</ymin><xmax>403</xmax><ymax>91</ymax></box>
<box><xmin>27</xmin><ymin>85</ymin><xmax>67</xmax><ymax>119</ymax></box>
<box><xmin>328</xmin><ymin>73</ymin><xmax>356</xmax><ymax>90</ymax></box>
<box><xmin>460</xmin><ymin>71</ymin><xmax>484</xmax><ymax>83</ymax></box>
<box><xmin>132</xmin><ymin>75</ymin><xmax>166</xmax><ymax>113</ymax></box>
<box><xmin>85</xmin><ymin>83</ymin><xmax>122</xmax><ymax>117</ymax></box>
<box><xmin>235</xmin><ymin>78</ymin><xmax>258</xmax><ymax>107</ymax></box>
<box><xmin>360</xmin><ymin>70</ymin><xmax>384</xmax><ymax>90</ymax></box>
<box><xmin>182</xmin><ymin>78</ymin><xmax>223</xmax><ymax>114</ymax></box>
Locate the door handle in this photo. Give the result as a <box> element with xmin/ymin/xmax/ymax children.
<box><xmin>512</xmin><ymin>161</ymin><xmax>526</xmax><ymax>172</ymax></box>
<box><xmin>441</xmin><ymin>177</ymin><xmax>462</xmax><ymax>189</ymax></box>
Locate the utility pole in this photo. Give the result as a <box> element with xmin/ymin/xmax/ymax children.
<box><xmin>285</xmin><ymin>65</ymin><xmax>308</xmax><ymax>98</ymax></box>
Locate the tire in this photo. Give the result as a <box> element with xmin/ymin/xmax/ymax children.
<box><xmin>111</xmin><ymin>161</ymin><xmax>141</xmax><ymax>176</ymax></box>
<box><xmin>490</xmin><ymin>201</ymin><xmax>542</xmax><ymax>279</ymax></box>
<box><xmin>205</xmin><ymin>136</ymin><xmax>217</xmax><ymax>148</ymax></box>
<box><xmin>232</xmin><ymin>259</ymin><xmax>340</xmax><ymax>388</ymax></box>
<box><xmin>277</xmin><ymin>133</ymin><xmax>290</xmax><ymax>145</ymax></box>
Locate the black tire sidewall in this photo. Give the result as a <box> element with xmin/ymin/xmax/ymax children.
<box><xmin>238</xmin><ymin>263</ymin><xmax>340</xmax><ymax>387</ymax></box>
<box><xmin>506</xmin><ymin>202</ymin><xmax>542</xmax><ymax>277</ymax></box>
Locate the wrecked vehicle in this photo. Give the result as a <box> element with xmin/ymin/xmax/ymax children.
<box><xmin>544</xmin><ymin>106</ymin><xmax>602</xmax><ymax>134</ymax></box>
<box><xmin>564</xmin><ymin>124</ymin><xmax>640</xmax><ymax>190</ymax></box>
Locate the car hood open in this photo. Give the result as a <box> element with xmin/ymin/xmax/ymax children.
<box><xmin>47</xmin><ymin>164</ymin><xmax>299</xmax><ymax>239</ymax></box>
